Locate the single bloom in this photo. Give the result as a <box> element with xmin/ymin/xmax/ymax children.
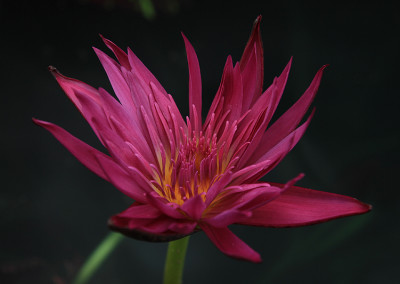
<box><xmin>34</xmin><ymin>16</ymin><xmax>371</xmax><ymax>262</ymax></box>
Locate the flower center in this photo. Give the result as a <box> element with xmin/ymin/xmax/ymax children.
<box><xmin>151</xmin><ymin>131</ymin><xmax>224</xmax><ymax>206</ymax></box>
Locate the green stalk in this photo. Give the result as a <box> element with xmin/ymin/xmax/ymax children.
<box><xmin>163</xmin><ymin>236</ymin><xmax>190</xmax><ymax>284</ymax></box>
<box><xmin>72</xmin><ymin>232</ymin><xmax>124</xmax><ymax>284</ymax></box>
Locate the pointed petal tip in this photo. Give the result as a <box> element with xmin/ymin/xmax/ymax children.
<box><xmin>32</xmin><ymin>117</ymin><xmax>40</xmax><ymax>125</ymax></box>
<box><xmin>92</xmin><ymin>46</ymin><xmax>100</xmax><ymax>53</ymax></box>
<box><xmin>201</xmin><ymin>225</ymin><xmax>262</xmax><ymax>263</ymax></box>
<box><xmin>48</xmin><ymin>65</ymin><xmax>62</xmax><ymax>78</ymax></box>
<box><xmin>355</xmin><ymin>199</ymin><xmax>373</xmax><ymax>213</ymax></box>
<box><xmin>296</xmin><ymin>172</ymin><xmax>305</xmax><ymax>180</ymax></box>
<box><xmin>99</xmin><ymin>34</ymin><xmax>112</xmax><ymax>46</ymax></box>
<box><xmin>254</xmin><ymin>254</ymin><xmax>262</xmax><ymax>263</ymax></box>
<box><xmin>253</xmin><ymin>15</ymin><xmax>262</xmax><ymax>27</ymax></box>
<box><xmin>48</xmin><ymin>65</ymin><xmax>57</xmax><ymax>72</ymax></box>
<box><xmin>319</xmin><ymin>64</ymin><xmax>329</xmax><ymax>73</ymax></box>
<box><xmin>48</xmin><ymin>66</ymin><xmax>72</xmax><ymax>81</ymax></box>
<box><xmin>32</xmin><ymin>118</ymin><xmax>49</xmax><ymax>127</ymax></box>
<box><xmin>180</xmin><ymin>31</ymin><xmax>187</xmax><ymax>39</ymax></box>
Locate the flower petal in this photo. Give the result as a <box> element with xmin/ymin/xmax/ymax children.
<box><xmin>72</xmin><ymin>87</ymin><xmax>155</xmax><ymax>164</ymax></box>
<box><xmin>238</xmin><ymin>111</ymin><xmax>313</xmax><ymax>183</ymax></box>
<box><xmin>93</xmin><ymin>47</ymin><xmax>135</xmax><ymax>111</ymax></box>
<box><xmin>240</xmin><ymin>15</ymin><xmax>263</xmax><ymax>111</ymax></box>
<box><xmin>109</xmin><ymin>202</ymin><xmax>197</xmax><ymax>241</ymax></box>
<box><xmin>145</xmin><ymin>192</ymin><xmax>186</xmax><ymax>219</ymax></box>
<box><xmin>115</xmin><ymin>203</ymin><xmax>161</xmax><ymax>219</ymax></box>
<box><xmin>238</xmin><ymin>184</ymin><xmax>371</xmax><ymax>227</ymax></box>
<box><xmin>182</xmin><ymin>33</ymin><xmax>202</xmax><ymax>133</ymax></box>
<box><xmin>126</xmin><ymin>47</ymin><xmax>168</xmax><ymax>97</ymax></box>
<box><xmin>109</xmin><ymin>217</ymin><xmax>195</xmax><ymax>242</ymax></box>
<box><xmin>204</xmin><ymin>209</ymin><xmax>251</xmax><ymax>228</ymax></box>
<box><xmin>252</xmin><ymin>65</ymin><xmax>327</xmax><ymax>159</ymax></box>
<box><xmin>33</xmin><ymin>119</ymin><xmax>146</xmax><ymax>202</ymax></box>
<box><xmin>236</xmin><ymin>59</ymin><xmax>292</xmax><ymax>168</ymax></box>
<box><xmin>201</xmin><ymin>224</ymin><xmax>261</xmax><ymax>263</ymax></box>
<box><xmin>49</xmin><ymin>66</ymin><xmax>102</xmax><ymax>110</ymax></box>
<box><xmin>100</xmin><ymin>35</ymin><xmax>131</xmax><ymax>70</ymax></box>
<box><xmin>48</xmin><ymin>67</ymin><xmax>107</xmax><ymax>144</ymax></box>
<box><xmin>180</xmin><ymin>194</ymin><xmax>206</xmax><ymax>221</ymax></box>
<box><xmin>205</xmin><ymin>171</ymin><xmax>233</xmax><ymax>206</ymax></box>
<box><xmin>213</xmin><ymin>183</ymin><xmax>281</xmax><ymax>212</ymax></box>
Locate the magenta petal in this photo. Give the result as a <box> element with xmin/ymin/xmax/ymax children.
<box><xmin>238</xmin><ymin>184</ymin><xmax>371</xmax><ymax>227</ymax></box>
<box><xmin>48</xmin><ymin>68</ymin><xmax>107</xmax><ymax>144</ymax></box>
<box><xmin>168</xmin><ymin>221</ymin><xmax>197</xmax><ymax>235</ymax></box>
<box><xmin>33</xmin><ymin>119</ymin><xmax>146</xmax><ymax>202</ymax></box>
<box><xmin>214</xmin><ymin>183</ymin><xmax>282</xmax><ymax>212</ymax></box>
<box><xmin>93</xmin><ymin>47</ymin><xmax>135</xmax><ymax>110</ymax></box>
<box><xmin>115</xmin><ymin>203</ymin><xmax>161</xmax><ymax>219</ymax></box>
<box><xmin>109</xmin><ymin>211</ymin><xmax>195</xmax><ymax>242</ymax></box>
<box><xmin>244</xmin><ymin>111</ymin><xmax>314</xmax><ymax>182</ymax></box>
<box><xmin>145</xmin><ymin>192</ymin><xmax>185</xmax><ymax>219</ymax></box>
<box><xmin>49</xmin><ymin>67</ymin><xmax>102</xmax><ymax>109</ymax></box>
<box><xmin>100</xmin><ymin>35</ymin><xmax>131</xmax><ymax>70</ymax></box>
<box><xmin>253</xmin><ymin>65</ymin><xmax>327</xmax><ymax>158</ymax></box>
<box><xmin>126</xmin><ymin>47</ymin><xmax>168</xmax><ymax>97</ymax></box>
<box><xmin>180</xmin><ymin>194</ymin><xmax>206</xmax><ymax>220</ymax></box>
<box><xmin>204</xmin><ymin>209</ymin><xmax>251</xmax><ymax>228</ymax></box>
<box><xmin>240</xmin><ymin>15</ymin><xmax>263</xmax><ymax>110</ymax></box>
<box><xmin>236</xmin><ymin>59</ymin><xmax>292</xmax><ymax>168</ymax></box>
<box><xmin>205</xmin><ymin>171</ymin><xmax>233</xmax><ymax>206</ymax></box>
<box><xmin>201</xmin><ymin>224</ymin><xmax>261</xmax><ymax>263</ymax></box>
<box><xmin>182</xmin><ymin>33</ymin><xmax>202</xmax><ymax>132</ymax></box>
<box><xmin>204</xmin><ymin>55</ymin><xmax>233</xmax><ymax>129</ymax></box>
<box><xmin>33</xmin><ymin>119</ymin><xmax>108</xmax><ymax>178</ymax></box>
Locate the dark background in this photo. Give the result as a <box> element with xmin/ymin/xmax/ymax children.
<box><xmin>1</xmin><ymin>0</ymin><xmax>399</xmax><ymax>283</ymax></box>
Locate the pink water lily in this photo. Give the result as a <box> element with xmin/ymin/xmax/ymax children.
<box><xmin>34</xmin><ymin>16</ymin><xmax>371</xmax><ymax>263</ymax></box>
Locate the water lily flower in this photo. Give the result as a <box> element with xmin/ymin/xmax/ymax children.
<box><xmin>34</xmin><ymin>16</ymin><xmax>371</xmax><ymax>263</ymax></box>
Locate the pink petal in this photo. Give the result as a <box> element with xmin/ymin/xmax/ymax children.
<box><xmin>201</xmin><ymin>224</ymin><xmax>261</xmax><ymax>263</ymax></box>
<box><xmin>204</xmin><ymin>56</ymin><xmax>233</xmax><ymax>129</ymax></box>
<box><xmin>239</xmin><ymin>111</ymin><xmax>314</xmax><ymax>183</ymax></box>
<box><xmin>239</xmin><ymin>15</ymin><xmax>263</xmax><ymax>110</ymax></box>
<box><xmin>110</xmin><ymin>204</ymin><xmax>166</xmax><ymax>231</ymax></box>
<box><xmin>49</xmin><ymin>66</ymin><xmax>102</xmax><ymax>110</ymax></box>
<box><xmin>212</xmin><ymin>183</ymin><xmax>281</xmax><ymax>212</ymax></box>
<box><xmin>205</xmin><ymin>171</ymin><xmax>233</xmax><ymax>206</ymax></box>
<box><xmin>72</xmin><ymin>88</ymin><xmax>155</xmax><ymax>164</ymax></box>
<box><xmin>236</xmin><ymin>59</ymin><xmax>292</xmax><ymax>168</ymax></box>
<box><xmin>93</xmin><ymin>47</ymin><xmax>135</xmax><ymax>111</ymax></box>
<box><xmin>48</xmin><ymin>67</ymin><xmax>107</xmax><ymax>144</ymax></box>
<box><xmin>238</xmin><ymin>184</ymin><xmax>371</xmax><ymax>227</ymax></box>
<box><xmin>115</xmin><ymin>203</ymin><xmax>162</xmax><ymax>219</ymax></box>
<box><xmin>145</xmin><ymin>192</ymin><xmax>185</xmax><ymax>219</ymax></box>
<box><xmin>100</xmin><ymin>35</ymin><xmax>131</xmax><ymax>70</ymax></box>
<box><xmin>126</xmin><ymin>47</ymin><xmax>168</xmax><ymax>97</ymax></box>
<box><xmin>182</xmin><ymin>33</ymin><xmax>202</xmax><ymax>132</ymax></box>
<box><xmin>224</xmin><ymin>63</ymin><xmax>243</xmax><ymax>123</ymax></box>
<box><xmin>204</xmin><ymin>209</ymin><xmax>251</xmax><ymax>228</ymax></box>
<box><xmin>168</xmin><ymin>221</ymin><xmax>197</xmax><ymax>235</ymax></box>
<box><xmin>252</xmin><ymin>65</ymin><xmax>327</xmax><ymax>159</ymax></box>
<box><xmin>109</xmin><ymin>207</ymin><xmax>195</xmax><ymax>242</ymax></box>
<box><xmin>33</xmin><ymin>119</ymin><xmax>146</xmax><ymax>202</ymax></box>
<box><xmin>180</xmin><ymin>194</ymin><xmax>206</xmax><ymax>221</ymax></box>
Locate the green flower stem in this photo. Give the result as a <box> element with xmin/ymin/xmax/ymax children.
<box><xmin>163</xmin><ymin>236</ymin><xmax>190</xmax><ymax>284</ymax></box>
<box><xmin>72</xmin><ymin>232</ymin><xmax>124</xmax><ymax>284</ymax></box>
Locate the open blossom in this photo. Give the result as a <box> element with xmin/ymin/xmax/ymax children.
<box><xmin>34</xmin><ymin>16</ymin><xmax>371</xmax><ymax>262</ymax></box>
